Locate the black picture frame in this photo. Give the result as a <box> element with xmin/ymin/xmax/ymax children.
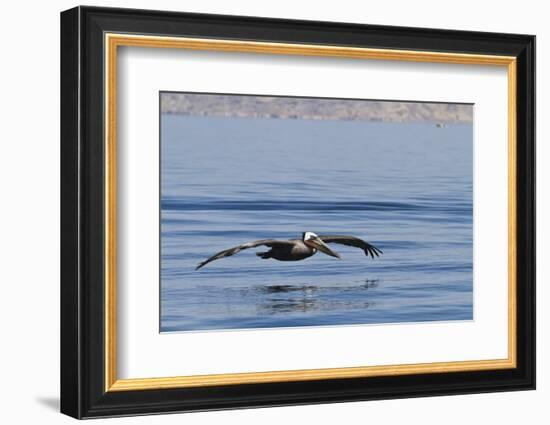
<box><xmin>61</xmin><ymin>5</ymin><xmax>535</xmax><ymax>419</ymax></box>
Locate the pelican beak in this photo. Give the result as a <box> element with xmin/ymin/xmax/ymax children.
<box><xmin>310</xmin><ymin>237</ymin><xmax>341</xmax><ymax>259</ymax></box>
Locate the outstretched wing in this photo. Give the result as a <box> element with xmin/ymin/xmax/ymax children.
<box><xmin>317</xmin><ymin>235</ymin><xmax>382</xmax><ymax>259</ymax></box>
<box><xmin>195</xmin><ymin>239</ymin><xmax>295</xmax><ymax>270</ymax></box>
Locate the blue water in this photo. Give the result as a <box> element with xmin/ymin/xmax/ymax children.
<box><xmin>160</xmin><ymin>114</ymin><xmax>473</xmax><ymax>332</ymax></box>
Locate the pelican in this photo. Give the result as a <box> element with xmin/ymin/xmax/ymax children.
<box><xmin>195</xmin><ymin>232</ymin><xmax>382</xmax><ymax>270</ymax></box>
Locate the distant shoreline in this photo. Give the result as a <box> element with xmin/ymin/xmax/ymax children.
<box><xmin>161</xmin><ymin>93</ymin><xmax>473</xmax><ymax>124</ymax></box>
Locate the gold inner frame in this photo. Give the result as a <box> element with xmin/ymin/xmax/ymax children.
<box><xmin>104</xmin><ymin>33</ymin><xmax>517</xmax><ymax>392</ymax></box>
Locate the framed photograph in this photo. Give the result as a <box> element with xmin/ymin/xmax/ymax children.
<box><xmin>60</xmin><ymin>6</ymin><xmax>535</xmax><ymax>419</ymax></box>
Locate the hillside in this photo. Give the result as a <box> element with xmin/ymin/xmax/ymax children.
<box><xmin>160</xmin><ymin>93</ymin><xmax>473</xmax><ymax>123</ymax></box>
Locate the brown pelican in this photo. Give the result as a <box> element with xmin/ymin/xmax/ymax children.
<box><xmin>195</xmin><ymin>232</ymin><xmax>382</xmax><ymax>270</ymax></box>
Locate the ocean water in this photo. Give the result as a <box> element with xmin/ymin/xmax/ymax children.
<box><xmin>160</xmin><ymin>114</ymin><xmax>473</xmax><ymax>332</ymax></box>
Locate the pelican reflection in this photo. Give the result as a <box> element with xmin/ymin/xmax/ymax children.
<box><xmin>251</xmin><ymin>279</ymin><xmax>380</xmax><ymax>315</ymax></box>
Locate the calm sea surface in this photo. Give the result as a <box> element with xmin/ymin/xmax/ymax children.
<box><xmin>160</xmin><ymin>114</ymin><xmax>473</xmax><ymax>332</ymax></box>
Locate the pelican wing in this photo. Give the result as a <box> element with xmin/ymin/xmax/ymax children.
<box><xmin>196</xmin><ymin>239</ymin><xmax>295</xmax><ymax>270</ymax></box>
<box><xmin>317</xmin><ymin>235</ymin><xmax>382</xmax><ymax>259</ymax></box>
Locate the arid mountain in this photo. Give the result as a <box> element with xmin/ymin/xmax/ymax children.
<box><xmin>161</xmin><ymin>93</ymin><xmax>473</xmax><ymax>123</ymax></box>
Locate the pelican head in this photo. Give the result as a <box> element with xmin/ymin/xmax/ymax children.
<box><xmin>302</xmin><ymin>232</ymin><xmax>341</xmax><ymax>259</ymax></box>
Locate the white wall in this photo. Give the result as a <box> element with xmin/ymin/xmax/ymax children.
<box><xmin>0</xmin><ymin>1</ymin><xmax>545</xmax><ymax>423</ymax></box>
